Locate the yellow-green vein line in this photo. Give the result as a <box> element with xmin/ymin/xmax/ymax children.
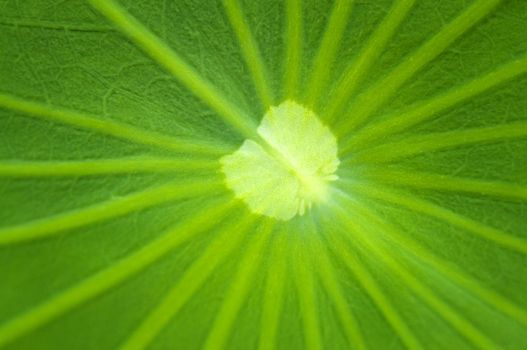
<box><xmin>324</xmin><ymin>0</ymin><xmax>415</xmax><ymax>123</ymax></box>
<box><xmin>358</xmin><ymin>168</ymin><xmax>527</xmax><ymax>201</ymax></box>
<box><xmin>0</xmin><ymin>92</ymin><xmax>232</xmax><ymax>156</ymax></box>
<box><xmin>304</xmin><ymin>0</ymin><xmax>354</xmax><ymax>108</ymax></box>
<box><xmin>293</xmin><ymin>237</ymin><xmax>323</xmax><ymax>350</ymax></box>
<box><xmin>0</xmin><ymin>158</ymin><xmax>218</xmax><ymax>177</ymax></box>
<box><xmin>284</xmin><ymin>0</ymin><xmax>302</xmax><ymax>98</ymax></box>
<box><xmin>335</xmin><ymin>0</ymin><xmax>502</xmax><ymax>134</ymax></box>
<box><xmin>342</xmin><ymin>204</ymin><xmax>498</xmax><ymax>349</ymax></box>
<box><xmin>258</xmin><ymin>232</ymin><xmax>288</xmax><ymax>350</ymax></box>
<box><xmin>347</xmin><ymin>52</ymin><xmax>527</xmax><ymax>149</ymax></box>
<box><xmin>349</xmin><ymin>183</ymin><xmax>527</xmax><ymax>255</ymax></box>
<box><xmin>325</xmin><ymin>214</ymin><xmax>423</xmax><ymax>350</ymax></box>
<box><xmin>0</xmin><ymin>18</ymin><xmax>114</xmax><ymax>32</ymax></box>
<box><xmin>203</xmin><ymin>221</ymin><xmax>274</xmax><ymax>350</ymax></box>
<box><xmin>89</xmin><ymin>0</ymin><xmax>259</xmax><ymax>140</ymax></box>
<box><xmin>0</xmin><ymin>200</ymin><xmax>235</xmax><ymax>349</ymax></box>
<box><xmin>350</xmin><ymin>201</ymin><xmax>527</xmax><ymax>327</ymax></box>
<box><xmin>223</xmin><ymin>0</ymin><xmax>274</xmax><ymax>107</ymax></box>
<box><xmin>0</xmin><ymin>178</ymin><xmax>224</xmax><ymax>246</ymax></box>
<box><xmin>311</xmin><ymin>226</ymin><xmax>366</xmax><ymax>350</ymax></box>
<box><xmin>347</xmin><ymin>121</ymin><xmax>527</xmax><ymax>164</ymax></box>
<box><xmin>120</xmin><ymin>214</ymin><xmax>257</xmax><ymax>350</ymax></box>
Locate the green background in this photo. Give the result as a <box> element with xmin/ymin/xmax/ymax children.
<box><xmin>0</xmin><ymin>0</ymin><xmax>526</xmax><ymax>349</ymax></box>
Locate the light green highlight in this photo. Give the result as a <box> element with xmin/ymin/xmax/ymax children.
<box><xmin>221</xmin><ymin>101</ymin><xmax>339</xmax><ymax>220</ymax></box>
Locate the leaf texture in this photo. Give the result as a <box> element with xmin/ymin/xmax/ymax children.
<box><xmin>0</xmin><ymin>0</ymin><xmax>526</xmax><ymax>349</ymax></box>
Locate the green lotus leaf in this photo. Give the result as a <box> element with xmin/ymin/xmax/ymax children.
<box><xmin>1</xmin><ymin>0</ymin><xmax>526</xmax><ymax>349</ymax></box>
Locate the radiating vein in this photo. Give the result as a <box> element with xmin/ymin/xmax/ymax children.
<box><xmin>358</xmin><ymin>168</ymin><xmax>527</xmax><ymax>201</ymax></box>
<box><xmin>335</xmin><ymin>0</ymin><xmax>502</xmax><ymax>134</ymax></box>
<box><xmin>347</xmin><ymin>121</ymin><xmax>527</xmax><ymax>164</ymax></box>
<box><xmin>120</xmin><ymin>214</ymin><xmax>257</xmax><ymax>350</ymax></box>
<box><xmin>203</xmin><ymin>221</ymin><xmax>274</xmax><ymax>350</ymax></box>
<box><xmin>259</xmin><ymin>232</ymin><xmax>288</xmax><ymax>350</ymax></box>
<box><xmin>0</xmin><ymin>178</ymin><xmax>224</xmax><ymax>246</ymax></box>
<box><xmin>0</xmin><ymin>92</ymin><xmax>232</xmax><ymax>155</ymax></box>
<box><xmin>293</xmin><ymin>236</ymin><xmax>323</xmax><ymax>350</ymax></box>
<box><xmin>0</xmin><ymin>18</ymin><xmax>114</xmax><ymax>32</ymax></box>
<box><xmin>350</xmin><ymin>200</ymin><xmax>527</xmax><ymax>327</ymax></box>
<box><xmin>0</xmin><ymin>199</ymin><xmax>235</xmax><ymax>349</ymax></box>
<box><xmin>304</xmin><ymin>0</ymin><xmax>354</xmax><ymax>108</ymax></box>
<box><xmin>348</xmin><ymin>183</ymin><xmax>527</xmax><ymax>255</ymax></box>
<box><xmin>311</xmin><ymin>224</ymin><xmax>366</xmax><ymax>350</ymax></box>
<box><xmin>376</xmin><ymin>263</ymin><xmax>496</xmax><ymax>350</ymax></box>
<box><xmin>0</xmin><ymin>158</ymin><xmax>218</xmax><ymax>177</ymax></box>
<box><xmin>324</xmin><ymin>0</ymin><xmax>415</xmax><ymax>123</ymax></box>
<box><xmin>336</xmin><ymin>200</ymin><xmax>499</xmax><ymax>350</ymax></box>
<box><xmin>223</xmin><ymin>0</ymin><xmax>274</xmax><ymax>107</ymax></box>
<box><xmin>284</xmin><ymin>0</ymin><xmax>302</xmax><ymax>98</ymax></box>
<box><xmin>88</xmin><ymin>0</ymin><xmax>259</xmax><ymax>140</ymax></box>
<box><xmin>325</xmin><ymin>215</ymin><xmax>423</xmax><ymax>350</ymax></box>
<box><xmin>346</xmin><ymin>53</ymin><xmax>527</xmax><ymax>148</ymax></box>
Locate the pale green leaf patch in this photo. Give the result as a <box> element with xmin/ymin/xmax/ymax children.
<box><xmin>220</xmin><ymin>100</ymin><xmax>339</xmax><ymax>220</ymax></box>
